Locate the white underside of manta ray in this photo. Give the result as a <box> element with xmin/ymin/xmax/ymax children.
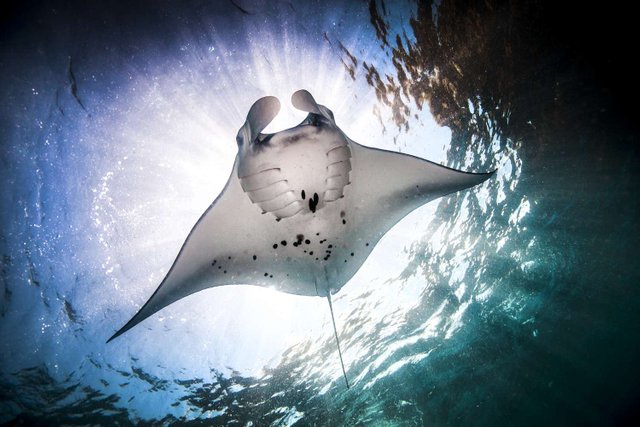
<box><xmin>108</xmin><ymin>89</ymin><xmax>494</xmax><ymax>387</ymax></box>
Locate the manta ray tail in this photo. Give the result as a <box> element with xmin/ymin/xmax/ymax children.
<box><xmin>327</xmin><ymin>292</ymin><xmax>350</xmax><ymax>389</ymax></box>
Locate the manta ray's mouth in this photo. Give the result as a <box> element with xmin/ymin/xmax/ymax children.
<box><xmin>256</xmin><ymin>133</ymin><xmax>275</xmax><ymax>145</ymax></box>
<box><xmin>256</xmin><ymin>113</ymin><xmax>328</xmax><ymax>145</ymax></box>
<box><xmin>300</xmin><ymin>112</ymin><xmax>328</xmax><ymax>128</ymax></box>
<box><xmin>237</xmin><ymin>90</ymin><xmax>337</xmax><ymax>148</ymax></box>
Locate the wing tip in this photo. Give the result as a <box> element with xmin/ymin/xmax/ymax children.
<box><xmin>106</xmin><ymin>331</ymin><xmax>119</xmax><ymax>344</ymax></box>
<box><xmin>462</xmin><ymin>168</ymin><xmax>495</xmax><ymax>188</ymax></box>
<box><xmin>106</xmin><ymin>320</ymin><xmax>134</xmax><ymax>343</ymax></box>
<box><xmin>105</xmin><ymin>300</ymin><xmax>156</xmax><ymax>343</ymax></box>
<box><xmin>483</xmin><ymin>168</ymin><xmax>497</xmax><ymax>180</ymax></box>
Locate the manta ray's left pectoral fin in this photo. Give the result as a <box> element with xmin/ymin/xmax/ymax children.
<box><xmin>348</xmin><ymin>142</ymin><xmax>494</xmax><ymax>231</ymax></box>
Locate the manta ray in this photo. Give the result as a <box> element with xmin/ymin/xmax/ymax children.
<box><xmin>108</xmin><ymin>90</ymin><xmax>493</xmax><ymax>387</ymax></box>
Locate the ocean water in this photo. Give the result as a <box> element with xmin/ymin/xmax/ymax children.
<box><xmin>1</xmin><ymin>0</ymin><xmax>638</xmax><ymax>425</ymax></box>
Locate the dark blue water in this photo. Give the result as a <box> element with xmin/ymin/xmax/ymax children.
<box><xmin>1</xmin><ymin>0</ymin><xmax>638</xmax><ymax>425</ymax></box>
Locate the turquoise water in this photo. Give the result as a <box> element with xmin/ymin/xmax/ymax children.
<box><xmin>1</xmin><ymin>0</ymin><xmax>638</xmax><ymax>425</ymax></box>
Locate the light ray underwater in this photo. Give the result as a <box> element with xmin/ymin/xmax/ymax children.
<box><xmin>108</xmin><ymin>89</ymin><xmax>494</xmax><ymax>386</ymax></box>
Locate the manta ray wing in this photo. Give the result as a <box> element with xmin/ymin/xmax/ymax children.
<box><xmin>107</xmin><ymin>163</ymin><xmax>273</xmax><ymax>341</ymax></box>
<box><xmin>348</xmin><ymin>140</ymin><xmax>494</xmax><ymax>239</ymax></box>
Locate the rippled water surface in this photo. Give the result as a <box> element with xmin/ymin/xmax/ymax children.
<box><xmin>1</xmin><ymin>0</ymin><xmax>638</xmax><ymax>425</ymax></box>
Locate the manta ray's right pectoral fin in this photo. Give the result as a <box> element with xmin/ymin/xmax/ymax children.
<box><xmin>107</xmin><ymin>167</ymin><xmax>256</xmax><ymax>342</ymax></box>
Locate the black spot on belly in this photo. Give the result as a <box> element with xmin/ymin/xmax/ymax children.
<box><xmin>309</xmin><ymin>192</ymin><xmax>320</xmax><ymax>213</ymax></box>
<box><xmin>223</xmin><ymin>270</ymin><xmax>227</xmax><ymax>274</ymax></box>
<box><xmin>351</xmin><ymin>252</ymin><xmax>354</xmax><ymax>256</ymax></box>
<box><xmin>264</xmin><ymin>273</ymin><xmax>268</xmax><ymax>277</ymax></box>
<box><xmin>273</xmin><ymin>244</ymin><xmax>278</xmax><ymax>249</ymax></box>
<box><xmin>328</xmin><ymin>244</ymin><xmax>333</xmax><ymax>249</ymax></box>
<box><xmin>340</xmin><ymin>211</ymin><xmax>345</xmax><ymax>218</ymax></box>
<box><xmin>316</xmin><ymin>232</ymin><xmax>320</xmax><ymax>236</ymax></box>
<box><xmin>301</xmin><ymin>190</ymin><xmax>306</xmax><ymax>199</ymax></box>
<box><xmin>309</xmin><ymin>251</ymin><xmax>314</xmax><ymax>255</ymax></box>
<box><xmin>228</xmin><ymin>256</ymin><xmax>231</xmax><ymax>260</ymax></box>
<box><xmin>253</xmin><ymin>255</ymin><xmax>257</xmax><ymax>260</ymax></box>
<box><xmin>365</xmin><ymin>242</ymin><xmax>369</xmax><ymax>246</ymax></box>
<box><xmin>211</xmin><ymin>260</ymin><xmax>217</xmax><ymax>266</ymax></box>
<box><xmin>281</xmin><ymin>240</ymin><xmax>287</xmax><ymax>246</ymax></box>
<box><xmin>296</xmin><ymin>234</ymin><xmax>304</xmax><ymax>242</ymax></box>
<box><xmin>342</xmin><ymin>219</ymin><xmax>346</xmax><ymax>225</ymax></box>
<box><xmin>305</xmin><ymin>239</ymin><xmax>310</xmax><ymax>245</ymax></box>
